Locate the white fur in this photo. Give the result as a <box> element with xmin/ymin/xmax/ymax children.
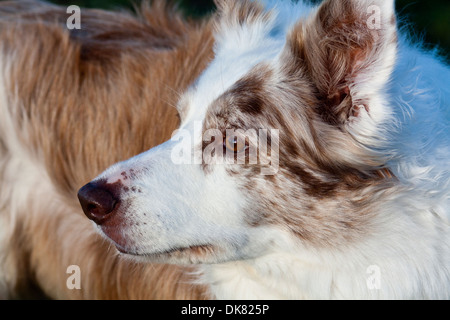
<box><xmin>98</xmin><ymin>143</ymin><xmax>252</xmax><ymax>262</ymax></box>
<box><xmin>201</xmin><ymin>196</ymin><xmax>450</xmax><ymax>299</ymax></box>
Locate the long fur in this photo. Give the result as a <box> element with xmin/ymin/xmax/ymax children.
<box><xmin>0</xmin><ymin>0</ymin><xmax>213</xmax><ymax>299</ymax></box>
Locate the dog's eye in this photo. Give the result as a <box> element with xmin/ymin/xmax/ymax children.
<box><xmin>224</xmin><ymin>136</ymin><xmax>247</xmax><ymax>154</ymax></box>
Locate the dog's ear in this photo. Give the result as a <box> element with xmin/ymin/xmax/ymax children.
<box><xmin>287</xmin><ymin>0</ymin><xmax>398</xmax><ymax>128</ymax></box>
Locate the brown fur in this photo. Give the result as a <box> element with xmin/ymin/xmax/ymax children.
<box><xmin>0</xmin><ymin>0</ymin><xmax>213</xmax><ymax>299</ymax></box>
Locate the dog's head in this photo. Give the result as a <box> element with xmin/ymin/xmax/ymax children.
<box><xmin>78</xmin><ymin>0</ymin><xmax>398</xmax><ymax>264</ymax></box>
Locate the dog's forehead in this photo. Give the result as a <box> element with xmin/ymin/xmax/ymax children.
<box><xmin>178</xmin><ymin>1</ymin><xmax>316</xmax><ymax>129</ymax></box>
<box><xmin>180</xmin><ymin>43</ymin><xmax>285</xmax><ymax>128</ymax></box>
<box><xmin>202</xmin><ymin>64</ymin><xmax>274</xmax><ymax>127</ymax></box>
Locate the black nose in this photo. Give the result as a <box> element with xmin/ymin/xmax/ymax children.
<box><xmin>78</xmin><ymin>182</ymin><xmax>118</xmax><ymax>224</ymax></box>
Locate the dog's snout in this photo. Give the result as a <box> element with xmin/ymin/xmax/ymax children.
<box><xmin>78</xmin><ymin>182</ymin><xmax>118</xmax><ymax>224</ymax></box>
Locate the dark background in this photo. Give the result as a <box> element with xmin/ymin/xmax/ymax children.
<box><xmin>36</xmin><ymin>0</ymin><xmax>450</xmax><ymax>61</ymax></box>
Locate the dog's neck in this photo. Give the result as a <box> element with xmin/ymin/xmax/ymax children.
<box><xmin>200</xmin><ymin>253</ymin><xmax>312</xmax><ymax>299</ymax></box>
<box><xmin>200</xmin><ymin>187</ymin><xmax>450</xmax><ymax>300</ymax></box>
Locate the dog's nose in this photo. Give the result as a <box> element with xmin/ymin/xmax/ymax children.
<box><xmin>78</xmin><ymin>182</ymin><xmax>118</xmax><ymax>224</ymax></box>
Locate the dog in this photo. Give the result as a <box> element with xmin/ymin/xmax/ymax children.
<box><xmin>1</xmin><ymin>0</ymin><xmax>449</xmax><ymax>299</ymax></box>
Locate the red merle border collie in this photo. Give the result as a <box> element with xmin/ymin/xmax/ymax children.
<box><xmin>0</xmin><ymin>0</ymin><xmax>449</xmax><ymax>299</ymax></box>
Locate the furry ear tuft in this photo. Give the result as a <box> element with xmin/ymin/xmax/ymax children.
<box><xmin>213</xmin><ymin>0</ymin><xmax>271</xmax><ymax>31</ymax></box>
<box><xmin>213</xmin><ymin>0</ymin><xmax>276</xmax><ymax>55</ymax></box>
<box><xmin>288</xmin><ymin>0</ymin><xmax>398</xmax><ymax>126</ymax></box>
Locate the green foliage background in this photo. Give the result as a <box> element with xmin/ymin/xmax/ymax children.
<box><xmin>44</xmin><ymin>0</ymin><xmax>450</xmax><ymax>61</ymax></box>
